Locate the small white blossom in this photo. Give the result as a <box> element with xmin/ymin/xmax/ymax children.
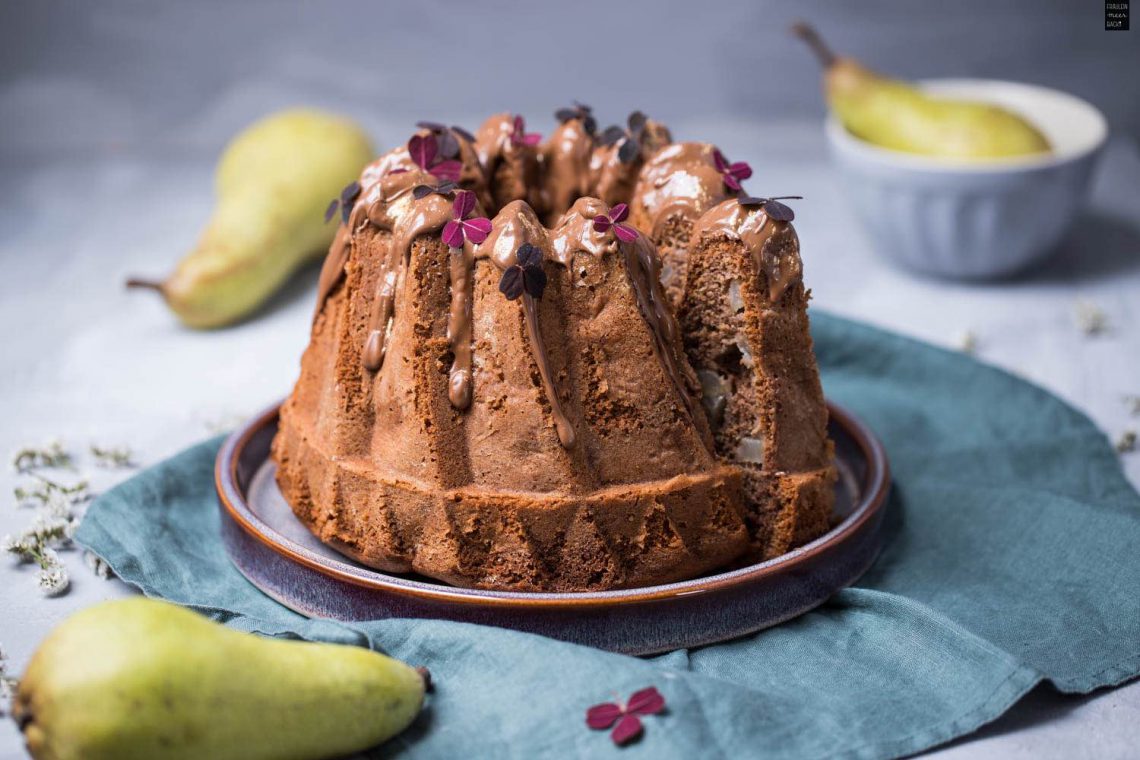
<box><xmin>1117</xmin><ymin>430</ymin><xmax>1137</xmax><ymax>455</ymax></box>
<box><xmin>84</xmin><ymin>551</ymin><xmax>113</xmax><ymax>579</ymax></box>
<box><xmin>955</xmin><ymin>330</ymin><xmax>978</xmax><ymax>355</ymax></box>
<box><xmin>37</xmin><ymin>565</ymin><xmax>70</xmax><ymax>596</ymax></box>
<box><xmin>1074</xmin><ymin>300</ymin><xmax>1108</xmax><ymax>336</ymax></box>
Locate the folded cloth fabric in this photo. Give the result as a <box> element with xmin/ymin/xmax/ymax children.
<box><xmin>76</xmin><ymin>312</ymin><xmax>1140</xmax><ymax>759</ymax></box>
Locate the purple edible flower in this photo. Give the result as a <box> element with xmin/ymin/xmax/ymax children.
<box><xmin>712</xmin><ymin>149</ymin><xmax>752</xmax><ymax>192</ymax></box>
<box><xmin>592</xmin><ymin>203</ymin><xmax>638</xmax><ymax>243</ymax></box>
<box><xmin>408</xmin><ymin>132</ymin><xmax>464</xmax><ymax>182</ymax></box>
<box><xmin>738</xmin><ymin>195</ymin><xmax>803</xmax><ymax>222</ymax></box>
<box><xmin>554</xmin><ymin>102</ymin><xmax>597</xmax><ymax>135</ymax></box>
<box><xmin>510</xmin><ymin>115</ymin><xmax>542</xmax><ymax>147</ymax></box>
<box><xmin>323</xmin><ymin>180</ymin><xmax>363</xmax><ymax>224</ymax></box>
<box><xmin>412</xmin><ymin>181</ymin><xmax>459</xmax><ymax>200</ymax></box>
<box><xmin>498</xmin><ymin>243</ymin><xmax>546</xmax><ymax>300</ymax></box>
<box><xmin>586</xmin><ymin>687</ymin><xmax>666</xmax><ymax>746</ymax></box>
<box><xmin>440</xmin><ymin>189</ymin><xmax>492</xmax><ymax>248</ymax></box>
<box><xmin>599</xmin><ymin>111</ymin><xmax>647</xmax><ymax>164</ymax></box>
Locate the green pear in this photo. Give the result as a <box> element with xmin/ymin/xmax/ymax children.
<box><xmin>11</xmin><ymin>598</ymin><xmax>428</xmax><ymax>760</ymax></box>
<box><xmin>792</xmin><ymin>23</ymin><xmax>1050</xmax><ymax>160</ymax></box>
<box><xmin>127</xmin><ymin>108</ymin><xmax>373</xmax><ymax>328</ymax></box>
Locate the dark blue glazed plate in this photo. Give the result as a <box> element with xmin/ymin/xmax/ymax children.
<box><xmin>216</xmin><ymin>402</ymin><xmax>890</xmax><ymax>655</ymax></box>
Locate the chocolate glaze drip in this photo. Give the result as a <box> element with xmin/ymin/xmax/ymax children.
<box><xmin>540</xmin><ymin>118</ymin><xmax>595</xmax><ymax>224</ymax></box>
<box><xmin>474</xmin><ymin>202</ymin><xmax>575</xmax><ymax>448</ymax></box>
<box><xmin>693</xmin><ymin>199</ymin><xmax>804</xmax><ymax>303</ymax></box>
<box><xmin>447</xmin><ymin>243</ymin><xmax>475</xmax><ymax>410</ymax></box>
<box><xmin>631</xmin><ymin>142</ymin><xmax>733</xmax><ymax>236</ymax></box>
<box><xmin>473</xmin><ymin>113</ymin><xmax>542</xmax><ymax>211</ymax></box>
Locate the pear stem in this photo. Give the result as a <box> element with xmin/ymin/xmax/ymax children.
<box><xmin>791</xmin><ymin>22</ymin><xmax>837</xmax><ymax>68</ymax></box>
<box><xmin>125</xmin><ymin>277</ymin><xmax>165</xmax><ymax>293</ymax></box>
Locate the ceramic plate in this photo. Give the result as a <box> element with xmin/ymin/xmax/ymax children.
<box><xmin>216</xmin><ymin>402</ymin><xmax>890</xmax><ymax>655</ymax></box>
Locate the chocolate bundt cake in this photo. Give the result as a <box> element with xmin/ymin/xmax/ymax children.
<box><xmin>271</xmin><ymin>108</ymin><xmax>835</xmax><ymax>591</ymax></box>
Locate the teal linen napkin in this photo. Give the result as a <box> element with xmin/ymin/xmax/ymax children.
<box><xmin>76</xmin><ymin>312</ymin><xmax>1140</xmax><ymax>759</ymax></box>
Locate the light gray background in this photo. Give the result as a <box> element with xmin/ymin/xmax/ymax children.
<box><xmin>1</xmin><ymin>1</ymin><xmax>1138</xmax><ymax>758</ymax></box>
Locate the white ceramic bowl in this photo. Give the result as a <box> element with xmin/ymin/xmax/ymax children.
<box><xmin>826</xmin><ymin>79</ymin><xmax>1107</xmax><ymax>280</ymax></box>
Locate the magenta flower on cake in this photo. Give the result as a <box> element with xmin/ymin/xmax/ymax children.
<box><xmin>592</xmin><ymin>203</ymin><xmax>639</xmax><ymax>243</ymax></box>
<box><xmin>510</xmin><ymin>115</ymin><xmax>542</xmax><ymax>147</ymax></box>
<box><xmin>713</xmin><ymin>149</ymin><xmax>752</xmax><ymax>191</ymax></box>
<box><xmin>440</xmin><ymin>190</ymin><xmax>492</xmax><ymax>248</ymax></box>
<box><xmin>408</xmin><ymin>132</ymin><xmax>463</xmax><ymax>182</ymax></box>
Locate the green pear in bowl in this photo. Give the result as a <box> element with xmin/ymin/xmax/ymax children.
<box><xmin>792</xmin><ymin>22</ymin><xmax>1050</xmax><ymax>160</ymax></box>
<box><xmin>10</xmin><ymin>598</ymin><xmax>429</xmax><ymax>760</ymax></box>
<box><xmin>127</xmin><ymin>108</ymin><xmax>373</xmax><ymax>328</ymax></box>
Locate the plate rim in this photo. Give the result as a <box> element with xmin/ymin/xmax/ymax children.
<box><xmin>216</xmin><ymin>400</ymin><xmax>890</xmax><ymax>608</ymax></box>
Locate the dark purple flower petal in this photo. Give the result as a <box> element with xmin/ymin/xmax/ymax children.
<box><xmin>618</xmin><ymin>137</ymin><xmax>640</xmax><ymax>164</ymax></box>
<box><xmin>729</xmin><ymin>162</ymin><xmax>752</xmax><ymax>181</ymax></box>
<box><xmin>430</xmin><ymin>160</ymin><xmax>463</xmax><ymax>182</ymax></box>
<box><xmin>523</xmin><ymin>264</ymin><xmax>547</xmax><ymax>299</ymax></box>
<box><xmin>738</xmin><ymin>195</ymin><xmax>765</xmax><ymax>207</ymax></box>
<box><xmin>712</xmin><ymin>149</ymin><xmax>728</xmax><ymax>173</ymax></box>
<box><xmin>499</xmin><ymin>265</ymin><xmax>525</xmax><ymax>300</ymax></box>
<box><xmin>724</xmin><ymin>174</ymin><xmax>742</xmax><ymax>192</ymax></box>
<box><xmin>451</xmin><ymin>125</ymin><xmax>476</xmax><ymax>142</ymax></box>
<box><xmin>513</xmin><ymin>115</ymin><xmax>526</xmax><ymax>136</ymax></box>
<box><xmin>461</xmin><ymin>217</ymin><xmax>492</xmax><ymax>244</ymax></box>
<box><xmin>415</xmin><ymin>120</ymin><xmax>446</xmax><ymax>132</ymax></box>
<box><xmin>599</xmin><ymin>125</ymin><xmax>626</xmax><ymax>146</ymax></box>
<box><xmin>609</xmin><ymin>203</ymin><xmax>629</xmax><ymax>223</ymax></box>
<box><xmin>441</xmin><ymin>220</ymin><xmax>465</xmax><ymax>248</ymax></box>
<box><xmin>516</xmin><ymin>242</ymin><xmax>542</xmax><ymax>268</ymax></box>
<box><xmin>626</xmin><ymin>687</ymin><xmax>665</xmax><ymax>716</ymax></box>
<box><xmin>592</xmin><ymin>214</ymin><xmax>613</xmax><ymax>233</ymax></box>
<box><xmin>627</xmin><ymin>110</ymin><xmax>647</xmax><ymax>135</ymax></box>
<box><xmin>613</xmin><ymin>224</ymin><xmax>639</xmax><ymax>243</ymax></box>
<box><xmin>763</xmin><ymin>199</ymin><xmax>795</xmax><ymax>221</ymax></box>
<box><xmin>611</xmin><ymin>714</ymin><xmax>643</xmax><ymax>745</ymax></box>
<box><xmin>437</xmin><ymin>129</ymin><xmax>460</xmax><ymax>159</ymax></box>
<box><xmin>341</xmin><ymin>202</ymin><xmax>353</xmax><ymax>225</ymax></box>
<box><xmin>522</xmin><ymin>132</ymin><xmax>542</xmax><ymax>146</ymax></box>
<box><xmin>586</xmin><ymin>703</ymin><xmax>623</xmax><ymax>730</ymax></box>
<box><xmin>413</xmin><ymin>184</ymin><xmax>434</xmax><ymax>200</ymax></box>
<box><xmin>340</xmin><ymin>181</ymin><xmax>362</xmax><ymax>204</ymax></box>
<box><xmin>555</xmin><ymin>108</ymin><xmax>577</xmax><ymax>123</ymax></box>
<box><xmin>324</xmin><ymin>199</ymin><xmax>339</xmax><ymax>223</ymax></box>
<box><xmin>582</xmin><ymin>114</ymin><xmax>597</xmax><ymax>135</ymax></box>
<box><xmin>453</xmin><ymin>189</ymin><xmax>476</xmax><ymax>219</ymax></box>
<box><xmin>408</xmin><ymin>133</ymin><xmax>437</xmax><ymax>171</ymax></box>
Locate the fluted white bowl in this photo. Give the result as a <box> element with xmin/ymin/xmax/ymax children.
<box><xmin>826</xmin><ymin>79</ymin><xmax>1107</xmax><ymax>280</ymax></box>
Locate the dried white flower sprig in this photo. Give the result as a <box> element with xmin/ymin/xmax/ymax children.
<box><xmin>1074</xmin><ymin>300</ymin><xmax>1108</xmax><ymax>336</ymax></box>
<box><xmin>90</xmin><ymin>444</ymin><xmax>136</xmax><ymax>469</ymax></box>
<box><xmin>955</xmin><ymin>330</ymin><xmax>979</xmax><ymax>356</ymax></box>
<box><xmin>1117</xmin><ymin>430</ymin><xmax>1138</xmax><ymax>455</ymax></box>
<box><xmin>12</xmin><ymin>441</ymin><xmax>72</xmax><ymax>474</ymax></box>
<box><xmin>5</xmin><ymin>440</ymin><xmax>129</xmax><ymax>596</ymax></box>
<box><xmin>0</xmin><ymin>644</ymin><xmax>18</xmax><ymax>715</ymax></box>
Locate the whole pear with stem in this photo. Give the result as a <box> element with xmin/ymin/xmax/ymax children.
<box><xmin>127</xmin><ymin>108</ymin><xmax>373</xmax><ymax>328</ymax></box>
<box><xmin>792</xmin><ymin>22</ymin><xmax>1050</xmax><ymax>160</ymax></box>
<box><xmin>11</xmin><ymin>598</ymin><xmax>429</xmax><ymax>760</ymax></box>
